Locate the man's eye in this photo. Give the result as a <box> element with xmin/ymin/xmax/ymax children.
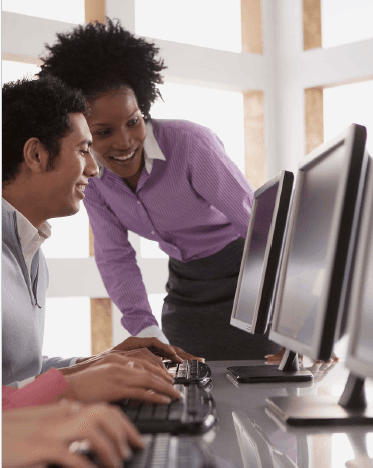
<box><xmin>97</xmin><ymin>129</ymin><xmax>110</xmax><ymax>136</ymax></box>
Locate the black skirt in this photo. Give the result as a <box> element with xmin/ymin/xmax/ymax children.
<box><xmin>161</xmin><ymin>238</ymin><xmax>281</xmax><ymax>361</ymax></box>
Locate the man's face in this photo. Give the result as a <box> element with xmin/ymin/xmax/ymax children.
<box><xmin>44</xmin><ymin>113</ymin><xmax>98</xmax><ymax>218</ymax></box>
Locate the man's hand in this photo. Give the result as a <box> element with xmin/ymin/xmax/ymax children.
<box><xmin>63</xmin><ymin>355</ymin><xmax>181</xmax><ymax>404</ymax></box>
<box><xmin>61</xmin><ymin>351</ymin><xmax>173</xmax><ymax>381</ymax></box>
<box><xmin>265</xmin><ymin>347</ymin><xmax>339</xmax><ymax>364</ymax></box>
<box><xmin>75</xmin><ymin>337</ymin><xmax>205</xmax><ymax>367</ymax></box>
<box><xmin>169</xmin><ymin>345</ymin><xmax>205</xmax><ymax>363</ymax></box>
<box><xmin>112</xmin><ymin>337</ymin><xmax>204</xmax><ymax>362</ymax></box>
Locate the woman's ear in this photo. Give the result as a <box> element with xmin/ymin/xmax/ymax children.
<box><xmin>23</xmin><ymin>138</ymin><xmax>49</xmax><ymax>173</ymax></box>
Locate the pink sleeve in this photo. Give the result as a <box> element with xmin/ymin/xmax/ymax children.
<box><xmin>2</xmin><ymin>368</ymin><xmax>72</xmax><ymax>410</ymax></box>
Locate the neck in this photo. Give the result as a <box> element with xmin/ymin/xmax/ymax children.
<box><xmin>3</xmin><ymin>183</ymin><xmax>47</xmax><ymax>230</ymax></box>
<box><xmin>123</xmin><ymin>154</ymin><xmax>145</xmax><ymax>192</ymax></box>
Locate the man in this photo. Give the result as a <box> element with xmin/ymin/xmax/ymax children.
<box><xmin>2</xmin><ymin>76</ymin><xmax>185</xmax><ymax>402</ymax></box>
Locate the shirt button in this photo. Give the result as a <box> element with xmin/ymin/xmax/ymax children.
<box><xmin>137</xmin><ymin>201</ymin><xmax>141</xmax><ymax>205</ymax></box>
<box><xmin>151</xmin><ymin>231</ymin><xmax>155</xmax><ymax>235</ymax></box>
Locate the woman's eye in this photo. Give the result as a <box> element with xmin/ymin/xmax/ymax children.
<box><xmin>128</xmin><ymin>118</ymin><xmax>139</xmax><ymax>127</ymax></box>
<box><xmin>97</xmin><ymin>129</ymin><xmax>110</xmax><ymax>136</ymax></box>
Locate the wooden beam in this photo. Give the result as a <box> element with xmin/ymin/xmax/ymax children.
<box><xmin>241</xmin><ymin>0</ymin><xmax>263</xmax><ymax>54</ymax></box>
<box><xmin>89</xmin><ymin>226</ymin><xmax>94</xmax><ymax>257</ymax></box>
<box><xmin>2</xmin><ymin>53</ymin><xmax>43</xmax><ymax>65</ymax></box>
<box><xmin>91</xmin><ymin>298</ymin><xmax>113</xmax><ymax>354</ymax></box>
<box><xmin>243</xmin><ymin>90</ymin><xmax>266</xmax><ymax>190</ymax></box>
<box><xmin>305</xmin><ymin>87</ymin><xmax>324</xmax><ymax>155</ymax></box>
<box><xmin>303</xmin><ymin>0</ymin><xmax>322</xmax><ymax>50</ymax></box>
<box><xmin>85</xmin><ymin>0</ymin><xmax>110</xmax><ymax>356</ymax></box>
<box><xmin>85</xmin><ymin>0</ymin><xmax>106</xmax><ymax>24</ymax></box>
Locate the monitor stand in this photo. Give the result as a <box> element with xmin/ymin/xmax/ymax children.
<box><xmin>227</xmin><ymin>348</ymin><xmax>313</xmax><ymax>383</ymax></box>
<box><xmin>266</xmin><ymin>372</ymin><xmax>373</xmax><ymax>426</ymax></box>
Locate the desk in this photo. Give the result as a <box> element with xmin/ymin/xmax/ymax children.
<box><xmin>202</xmin><ymin>359</ymin><xmax>373</xmax><ymax>467</ymax></box>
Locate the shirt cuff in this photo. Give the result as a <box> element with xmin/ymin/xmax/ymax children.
<box><xmin>136</xmin><ymin>325</ymin><xmax>170</xmax><ymax>344</ymax></box>
<box><xmin>69</xmin><ymin>357</ymin><xmax>80</xmax><ymax>366</ymax></box>
<box><xmin>17</xmin><ymin>376</ymin><xmax>36</xmax><ymax>388</ymax></box>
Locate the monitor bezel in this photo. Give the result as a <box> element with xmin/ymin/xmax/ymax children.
<box><xmin>345</xmin><ymin>155</ymin><xmax>373</xmax><ymax>380</ymax></box>
<box><xmin>230</xmin><ymin>170</ymin><xmax>294</xmax><ymax>334</ymax></box>
<box><xmin>269</xmin><ymin>124</ymin><xmax>367</xmax><ymax>361</ymax></box>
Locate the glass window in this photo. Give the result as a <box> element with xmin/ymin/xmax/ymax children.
<box><xmin>42</xmin><ymin>297</ymin><xmax>91</xmax><ymax>358</ymax></box>
<box><xmin>140</xmin><ymin>238</ymin><xmax>168</xmax><ymax>259</ymax></box>
<box><xmin>323</xmin><ymin>80</ymin><xmax>373</xmax><ymax>155</ymax></box>
<box><xmin>148</xmin><ymin>293</ymin><xmax>167</xmax><ymax>327</ymax></box>
<box><xmin>2</xmin><ymin>0</ymin><xmax>85</xmax><ymax>24</ymax></box>
<box><xmin>152</xmin><ymin>82</ymin><xmax>245</xmax><ymax>173</ymax></box>
<box><xmin>135</xmin><ymin>0</ymin><xmax>241</xmax><ymax>53</ymax></box>
<box><xmin>2</xmin><ymin>60</ymin><xmax>40</xmax><ymax>84</ymax></box>
<box><xmin>321</xmin><ymin>0</ymin><xmax>373</xmax><ymax>48</ymax></box>
<box><xmin>43</xmin><ymin>205</ymin><xmax>90</xmax><ymax>259</ymax></box>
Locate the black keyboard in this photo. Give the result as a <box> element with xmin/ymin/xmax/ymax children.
<box><xmin>50</xmin><ymin>434</ymin><xmax>216</xmax><ymax>467</ymax></box>
<box><xmin>115</xmin><ymin>384</ymin><xmax>216</xmax><ymax>435</ymax></box>
<box><xmin>165</xmin><ymin>360</ymin><xmax>212</xmax><ymax>386</ymax></box>
<box><xmin>124</xmin><ymin>433</ymin><xmax>216</xmax><ymax>467</ymax></box>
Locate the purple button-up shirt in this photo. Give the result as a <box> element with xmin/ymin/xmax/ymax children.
<box><xmin>84</xmin><ymin>119</ymin><xmax>254</xmax><ymax>336</ymax></box>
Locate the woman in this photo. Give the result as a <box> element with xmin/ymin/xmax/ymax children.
<box><xmin>39</xmin><ymin>19</ymin><xmax>281</xmax><ymax>360</ymax></box>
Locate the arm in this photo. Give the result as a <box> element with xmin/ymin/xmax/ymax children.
<box><xmin>2</xmin><ymin>369</ymin><xmax>72</xmax><ymax>410</ymax></box>
<box><xmin>83</xmin><ymin>182</ymin><xmax>166</xmax><ymax>339</ymax></box>
<box><xmin>188</xmin><ymin>127</ymin><xmax>254</xmax><ymax>236</ymax></box>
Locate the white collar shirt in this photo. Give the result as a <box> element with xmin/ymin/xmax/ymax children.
<box><xmin>2</xmin><ymin>198</ymin><xmax>51</xmax><ymax>276</ymax></box>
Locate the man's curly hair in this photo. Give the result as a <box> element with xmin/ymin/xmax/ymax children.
<box><xmin>2</xmin><ymin>75</ymin><xmax>86</xmax><ymax>185</ymax></box>
<box><xmin>38</xmin><ymin>18</ymin><xmax>166</xmax><ymax>120</ymax></box>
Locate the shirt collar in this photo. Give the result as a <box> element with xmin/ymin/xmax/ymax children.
<box><xmin>97</xmin><ymin>120</ymin><xmax>166</xmax><ymax>179</ymax></box>
<box><xmin>2</xmin><ymin>198</ymin><xmax>51</xmax><ymax>249</ymax></box>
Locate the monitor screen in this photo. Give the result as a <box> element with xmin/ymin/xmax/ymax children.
<box><xmin>346</xmin><ymin>155</ymin><xmax>373</xmax><ymax>380</ymax></box>
<box><xmin>230</xmin><ymin>171</ymin><xmax>293</xmax><ymax>334</ymax></box>
<box><xmin>270</xmin><ymin>124</ymin><xmax>367</xmax><ymax>361</ymax></box>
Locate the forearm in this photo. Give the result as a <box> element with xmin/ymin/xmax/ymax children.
<box><xmin>2</xmin><ymin>369</ymin><xmax>72</xmax><ymax>410</ymax></box>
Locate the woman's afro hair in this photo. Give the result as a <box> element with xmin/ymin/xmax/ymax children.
<box><xmin>2</xmin><ymin>75</ymin><xmax>86</xmax><ymax>184</ymax></box>
<box><xmin>38</xmin><ymin>18</ymin><xmax>166</xmax><ymax>120</ymax></box>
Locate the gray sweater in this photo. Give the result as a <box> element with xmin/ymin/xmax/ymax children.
<box><xmin>2</xmin><ymin>199</ymin><xmax>76</xmax><ymax>386</ymax></box>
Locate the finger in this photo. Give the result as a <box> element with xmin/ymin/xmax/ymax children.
<box><xmin>172</xmin><ymin>347</ymin><xmax>204</xmax><ymax>362</ymax></box>
<box><xmin>116</xmin><ymin>388</ymin><xmax>175</xmax><ymax>405</ymax></box>
<box><xmin>124</xmin><ymin>356</ymin><xmax>174</xmax><ymax>383</ymax></box>
<box><xmin>97</xmin><ymin>406</ymin><xmax>144</xmax><ymax>452</ymax></box>
<box><xmin>124</xmin><ymin>348</ymin><xmax>169</xmax><ymax>370</ymax></box>
<box><xmin>121</xmin><ymin>372</ymin><xmax>182</xmax><ymax>400</ymax></box>
<box><xmin>72</xmin><ymin>412</ymin><xmax>124</xmax><ymax>467</ymax></box>
<box><xmin>143</xmin><ymin>339</ymin><xmax>183</xmax><ymax>363</ymax></box>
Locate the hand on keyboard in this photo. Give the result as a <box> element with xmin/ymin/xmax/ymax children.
<box><xmin>64</xmin><ymin>355</ymin><xmax>181</xmax><ymax>405</ymax></box>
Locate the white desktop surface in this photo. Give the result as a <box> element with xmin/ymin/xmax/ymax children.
<box><xmin>203</xmin><ymin>359</ymin><xmax>373</xmax><ymax>467</ymax></box>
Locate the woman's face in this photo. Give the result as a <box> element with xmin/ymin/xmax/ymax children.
<box><xmin>85</xmin><ymin>87</ymin><xmax>146</xmax><ymax>180</ymax></box>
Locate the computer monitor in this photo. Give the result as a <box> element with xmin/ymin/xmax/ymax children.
<box><xmin>230</xmin><ymin>170</ymin><xmax>294</xmax><ymax>335</ymax></box>
<box><xmin>269</xmin><ymin>123</ymin><xmax>368</xmax><ymax>362</ymax></box>
<box><xmin>265</xmin><ymin>128</ymin><xmax>372</xmax><ymax>427</ymax></box>
<box><xmin>344</xmin><ymin>153</ymin><xmax>373</xmax><ymax>383</ymax></box>
<box><xmin>228</xmin><ymin>171</ymin><xmax>313</xmax><ymax>383</ymax></box>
